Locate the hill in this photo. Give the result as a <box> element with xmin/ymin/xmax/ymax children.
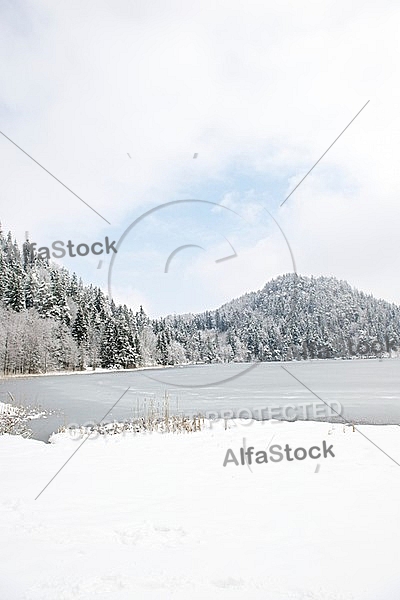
<box><xmin>176</xmin><ymin>274</ymin><xmax>400</xmax><ymax>362</ymax></box>
<box><xmin>0</xmin><ymin>226</ymin><xmax>398</xmax><ymax>374</ymax></box>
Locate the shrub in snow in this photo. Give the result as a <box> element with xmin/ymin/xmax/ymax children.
<box><xmin>0</xmin><ymin>399</ymin><xmax>52</xmax><ymax>438</ymax></box>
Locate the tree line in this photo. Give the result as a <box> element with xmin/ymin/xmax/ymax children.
<box><xmin>0</xmin><ymin>227</ymin><xmax>399</xmax><ymax>375</ymax></box>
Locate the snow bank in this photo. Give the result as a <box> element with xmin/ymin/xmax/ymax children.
<box><xmin>0</xmin><ymin>420</ymin><xmax>399</xmax><ymax>599</ymax></box>
<box><xmin>0</xmin><ymin>401</ymin><xmax>53</xmax><ymax>437</ymax></box>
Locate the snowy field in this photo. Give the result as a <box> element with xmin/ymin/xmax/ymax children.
<box><xmin>1</xmin><ymin>418</ymin><xmax>399</xmax><ymax>599</ymax></box>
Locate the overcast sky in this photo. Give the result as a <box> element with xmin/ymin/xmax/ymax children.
<box><xmin>1</xmin><ymin>0</ymin><xmax>399</xmax><ymax>316</ymax></box>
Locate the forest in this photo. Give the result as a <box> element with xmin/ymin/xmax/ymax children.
<box><xmin>0</xmin><ymin>227</ymin><xmax>399</xmax><ymax>375</ymax></box>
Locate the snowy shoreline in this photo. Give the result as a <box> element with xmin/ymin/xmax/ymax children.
<box><xmin>0</xmin><ymin>363</ymin><xmax>175</xmax><ymax>380</ymax></box>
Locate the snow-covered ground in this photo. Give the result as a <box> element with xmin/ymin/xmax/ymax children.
<box><xmin>0</xmin><ymin>419</ymin><xmax>399</xmax><ymax>599</ymax></box>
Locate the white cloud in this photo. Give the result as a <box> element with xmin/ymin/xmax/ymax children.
<box><xmin>1</xmin><ymin>0</ymin><xmax>400</xmax><ymax>312</ymax></box>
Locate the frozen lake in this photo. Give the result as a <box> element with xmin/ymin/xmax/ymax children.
<box><xmin>1</xmin><ymin>359</ymin><xmax>400</xmax><ymax>441</ymax></box>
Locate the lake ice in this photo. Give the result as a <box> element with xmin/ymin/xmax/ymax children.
<box><xmin>1</xmin><ymin>358</ymin><xmax>399</xmax><ymax>441</ymax></box>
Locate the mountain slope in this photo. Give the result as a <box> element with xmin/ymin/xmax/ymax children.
<box><xmin>182</xmin><ymin>274</ymin><xmax>400</xmax><ymax>361</ymax></box>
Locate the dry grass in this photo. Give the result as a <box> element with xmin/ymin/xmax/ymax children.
<box><xmin>57</xmin><ymin>393</ymin><xmax>205</xmax><ymax>439</ymax></box>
